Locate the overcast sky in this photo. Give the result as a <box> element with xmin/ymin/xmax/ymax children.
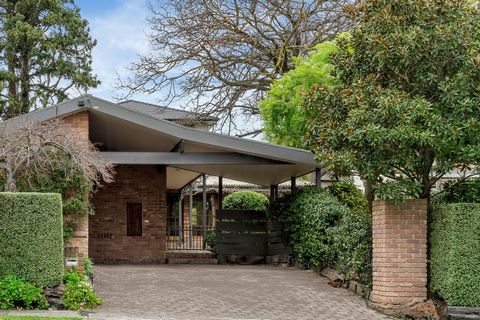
<box><xmin>75</xmin><ymin>0</ymin><xmax>153</xmax><ymax>103</ymax></box>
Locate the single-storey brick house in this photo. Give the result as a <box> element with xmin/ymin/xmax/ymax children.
<box><xmin>10</xmin><ymin>94</ymin><xmax>319</xmax><ymax>265</ymax></box>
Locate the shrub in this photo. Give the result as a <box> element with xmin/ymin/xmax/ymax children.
<box><xmin>432</xmin><ymin>179</ymin><xmax>480</xmax><ymax>204</ymax></box>
<box><xmin>328</xmin><ymin>211</ymin><xmax>372</xmax><ymax>284</ymax></box>
<box><xmin>83</xmin><ymin>257</ymin><xmax>94</xmax><ymax>280</ymax></box>
<box><xmin>0</xmin><ymin>275</ymin><xmax>47</xmax><ymax>310</ymax></box>
<box><xmin>0</xmin><ymin>193</ymin><xmax>64</xmax><ymax>288</ymax></box>
<box><xmin>430</xmin><ymin>204</ymin><xmax>480</xmax><ymax>307</ymax></box>
<box><xmin>326</xmin><ymin>181</ymin><xmax>369</xmax><ymax>215</ymax></box>
<box><xmin>62</xmin><ymin>270</ymin><xmax>102</xmax><ymax>311</ymax></box>
<box><xmin>278</xmin><ymin>187</ymin><xmax>349</xmax><ymax>268</ymax></box>
<box><xmin>223</xmin><ymin>191</ymin><xmax>269</xmax><ymax>211</ymax></box>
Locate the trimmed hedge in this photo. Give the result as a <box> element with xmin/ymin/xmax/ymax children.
<box><xmin>430</xmin><ymin>204</ymin><xmax>480</xmax><ymax>307</ymax></box>
<box><xmin>223</xmin><ymin>191</ymin><xmax>269</xmax><ymax>211</ymax></box>
<box><xmin>0</xmin><ymin>193</ymin><xmax>64</xmax><ymax>288</ymax></box>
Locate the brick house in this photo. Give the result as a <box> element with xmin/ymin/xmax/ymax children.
<box><xmin>12</xmin><ymin>94</ymin><xmax>319</xmax><ymax>265</ymax></box>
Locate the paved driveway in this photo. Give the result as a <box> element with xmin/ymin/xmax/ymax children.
<box><xmin>90</xmin><ymin>265</ymin><xmax>390</xmax><ymax>320</ymax></box>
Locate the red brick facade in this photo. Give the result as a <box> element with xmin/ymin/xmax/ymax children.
<box><xmin>90</xmin><ymin>164</ymin><xmax>167</xmax><ymax>264</ymax></box>
<box><xmin>371</xmin><ymin>199</ymin><xmax>428</xmax><ymax>305</ymax></box>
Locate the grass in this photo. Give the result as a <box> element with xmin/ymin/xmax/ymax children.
<box><xmin>0</xmin><ymin>317</ymin><xmax>82</xmax><ymax>320</ymax></box>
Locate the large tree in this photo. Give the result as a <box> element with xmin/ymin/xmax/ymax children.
<box><xmin>0</xmin><ymin>0</ymin><xmax>99</xmax><ymax>119</ymax></box>
<box><xmin>303</xmin><ymin>0</ymin><xmax>480</xmax><ymax>202</ymax></box>
<box><xmin>119</xmin><ymin>0</ymin><xmax>355</xmax><ymax>134</ymax></box>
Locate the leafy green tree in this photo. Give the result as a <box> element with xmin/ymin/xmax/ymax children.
<box><xmin>260</xmin><ymin>40</ymin><xmax>339</xmax><ymax>148</ymax></box>
<box><xmin>304</xmin><ymin>0</ymin><xmax>480</xmax><ymax>201</ymax></box>
<box><xmin>0</xmin><ymin>0</ymin><xmax>99</xmax><ymax>119</ymax></box>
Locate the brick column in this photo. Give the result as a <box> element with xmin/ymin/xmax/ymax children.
<box><xmin>371</xmin><ymin>199</ymin><xmax>428</xmax><ymax>305</ymax></box>
<box><xmin>62</xmin><ymin>112</ymin><xmax>90</xmax><ymax>269</ymax></box>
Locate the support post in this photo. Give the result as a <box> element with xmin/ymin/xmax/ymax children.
<box><xmin>189</xmin><ymin>185</ymin><xmax>193</xmax><ymax>249</ymax></box>
<box><xmin>290</xmin><ymin>176</ymin><xmax>296</xmax><ymax>194</ymax></box>
<box><xmin>202</xmin><ymin>174</ymin><xmax>207</xmax><ymax>239</ymax></box>
<box><xmin>218</xmin><ymin>176</ymin><xmax>223</xmax><ymax>210</ymax></box>
<box><xmin>315</xmin><ymin>168</ymin><xmax>322</xmax><ymax>189</ymax></box>
<box><xmin>270</xmin><ymin>185</ymin><xmax>278</xmax><ymax>202</ymax></box>
<box><xmin>178</xmin><ymin>190</ymin><xmax>183</xmax><ymax>248</ymax></box>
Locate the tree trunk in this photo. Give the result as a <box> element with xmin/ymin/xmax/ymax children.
<box><xmin>4</xmin><ymin>174</ymin><xmax>17</xmax><ymax>192</ymax></box>
<box><xmin>363</xmin><ymin>179</ymin><xmax>375</xmax><ymax>213</ymax></box>
<box><xmin>6</xmin><ymin>50</ymin><xmax>17</xmax><ymax>118</ymax></box>
<box><xmin>19</xmin><ymin>53</ymin><xmax>30</xmax><ymax>114</ymax></box>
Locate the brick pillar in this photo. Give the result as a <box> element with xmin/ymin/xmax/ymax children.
<box><xmin>371</xmin><ymin>199</ymin><xmax>428</xmax><ymax>305</ymax></box>
<box><xmin>62</xmin><ymin>112</ymin><xmax>90</xmax><ymax>270</ymax></box>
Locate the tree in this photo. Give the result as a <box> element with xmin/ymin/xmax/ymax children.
<box><xmin>0</xmin><ymin>118</ymin><xmax>114</xmax><ymax>192</ymax></box>
<box><xmin>118</xmin><ymin>0</ymin><xmax>356</xmax><ymax>134</ymax></box>
<box><xmin>303</xmin><ymin>0</ymin><xmax>480</xmax><ymax>202</ymax></box>
<box><xmin>0</xmin><ymin>0</ymin><xmax>99</xmax><ymax>119</ymax></box>
<box><xmin>260</xmin><ymin>39</ymin><xmax>340</xmax><ymax>147</ymax></box>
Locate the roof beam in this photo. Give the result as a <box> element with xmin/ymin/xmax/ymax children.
<box><xmin>101</xmin><ymin>152</ymin><xmax>290</xmax><ymax>165</ymax></box>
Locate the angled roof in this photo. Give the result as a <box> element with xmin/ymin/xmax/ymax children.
<box><xmin>7</xmin><ymin>94</ymin><xmax>318</xmax><ymax>185</ymax></box>
<box><xmin>118</xmin><ymin>100</ymin><xmax>218</xmax><ymax>123</ymax></box>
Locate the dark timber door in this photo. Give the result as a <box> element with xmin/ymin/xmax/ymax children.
<box><xmin>127</xmin><ymin>203</ymin><xmax>142</xmax><ymax>236</ymax></box>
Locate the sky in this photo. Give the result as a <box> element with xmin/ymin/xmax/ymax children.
<box><xmin>75</xmin><ymin>0</ymin><xmax>154</xmax><ymax>103</ymax></box>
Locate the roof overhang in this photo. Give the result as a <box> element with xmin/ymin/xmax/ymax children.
<box><xmin>7</xmin><ymin>94</ymin><xmax>319</xmax><ymax>187</ymax></box>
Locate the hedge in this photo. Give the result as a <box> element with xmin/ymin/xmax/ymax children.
<box><xmin>223</xmin><ymin>191</ymin><xmax>269</xmax><ymax>211</ymax></box>
<box><xmin>430</xmin><ymin>203</ymin><xmax>480</xmax><ymax>307</ymax></box>
<box><xmin>0</xmin><ymin>193</ymin><xmax>64</xmax><ymax>288</ymax></box>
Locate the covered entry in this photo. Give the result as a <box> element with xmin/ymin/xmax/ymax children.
<box><xmin>19</xmin><ymin>94</ymin><xmax>319</xmax><ymax>263</ymax></box>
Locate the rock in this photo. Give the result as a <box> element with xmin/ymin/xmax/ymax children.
<box><xmin>367</xmin><ymin>299</ymin><xmax>445</xmax><ymax>320</ymax></box>
<box><xmin>227</xmin><ymin>255</ymin><xmax>237</xmax><ymax>263</ymax></box>
<box><xmin>328</xmin><ymin>279</ymin><xmax>343</xmax><ymax>288</ymax></box>
<box><xmin>248</xmin><ymin>255</ymin><xmax>265</xmax><ymax>264</ymax></box>
<box><xmin>44</xmin><ymin>285</ymin><xmax>65</xmax><ymax>310</ymax></box>
<box><xmin>320</xmin><ymin>267</ymin><xmax>345</xmax><ymax>282</ymax></box>
<box><xmin>348</xmin><ymin>280</ymin><xmax>358</xmax><ymax>293</ymax></box>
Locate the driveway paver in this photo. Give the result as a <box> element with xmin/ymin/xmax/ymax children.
<box><xmin>90</xmin><ymin>265</ymin><xmax>390</xmax><ymax>320</ymax></box>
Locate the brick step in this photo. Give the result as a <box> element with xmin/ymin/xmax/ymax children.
<box><xmin>166</xmin><ymin>251</ymin><xmax>215</xmax><ymax>260</ymax></box>
<box><xmin>167</xmin><ymin>258</ymin><xmax>218</xmax><ymax>264</ymax></box>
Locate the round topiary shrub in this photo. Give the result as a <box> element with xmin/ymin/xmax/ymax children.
<box><xmin>222</xmin><ymin>191</ymin><xmax>269</xmax><ymax>211</ymax></box>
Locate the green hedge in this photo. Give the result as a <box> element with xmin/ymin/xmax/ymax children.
<box><xmin>223</xmin><ymin>191</ymin><xmax>269</xmax><ymax>211</ymax></box>
<box><xmin>0</xmin><ymin>193</ymin><xmax>64</xmax><ymax>288</ymax></box>
<box><xmin>430</xmin><ymin>203</ymin><xmax>480</xmax><ymax>307</ymax></box>
<box><xmin>272</xmin><ymin>184</ymin><xmax>372</xmax><ymax>283</ymax></box>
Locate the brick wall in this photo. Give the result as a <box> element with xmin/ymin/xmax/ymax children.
<box><xmin>371</xmin><ymin>199</ymin><xmax>428</xmax><ymax>305</ymax></box>
<box><xmin>90</xmin><ymin>164</ymin><xmax>167</xmax><ymax>264</ymax></box>
<box><xmin>62</xmin><ymin>112</ymin><xmax>90</xmax><ymax>271</ymax></box>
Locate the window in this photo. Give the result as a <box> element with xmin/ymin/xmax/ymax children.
<box><xmin>127</xmin><ymin>203</ymin><xmax>142</xmax><ymax>236</ymax></box>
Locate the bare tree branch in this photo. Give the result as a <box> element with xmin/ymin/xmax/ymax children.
<box><xmin>0</xmin><ymin>118</ymin><xmax>114</xmax><ymax>192</ymax></box>
<box><xmin>117</xmin><ymin>0</ymin><xmax>356</xmax><ymax>133</ymax></box>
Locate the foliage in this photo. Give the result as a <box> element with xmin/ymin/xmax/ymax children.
<box><xmin>260</xmin><ymin>40</ymin><xmax>340</xmax><ymax>147</ymax></box>
<box><xmin>0</xmin><ymin>193</ymin><xmax>64</xmax><ymax>288</ymax></box>
<box><xmin>0</xmin><ymin>275</ymin><xmax>47</xmax><ymax>310</ymax></box>
<box><xmin>327</xmin><ymin>211</ymin><xmax>372</xmax><ymax>284</ymax></box>
<box><xmin>0</xmin><ymin>0</ymin><xmax>99</xmax><ymax>119</ymax></box>
<box><xmin>433</xmin><ymin>179</ymin><xmax>480</xmax><ymax>204</ymax></box>
<box><xmin>83</xmin><ymin>257</ymin><xmax>94</xmax><ymax>280</ymax></box>
<box><xmin>119</xmin><ymin>0</ymin><xmax>356</xmax><ymax>133</ymax></box>
<box><xmin>62</xmin><ymin>270</ymin><xmax>102</xmax><ymax>311</ymax></box>
<box><xmin>277</xmin><ymin>187</ymin><xmax>348</xmax><ymax>268</ymax></box>
<box><xmin>223</xmin><ymin>191</ymin><xmax>269</xmax><ymax>211</ymax></box>
<box><xmin>273</xmin><ymin>186</ymin><xmax>371</xmax><ymax>283</ymax></box>
<box><xmin>205</xmin><ymin>229</ymin><xmax>216</xmax><ymax>248</ymax></box>
<box><xmin>430</xmin><ymin>204</ymin><xmax>480</xmax><ymax>307</ymax></box>
<box><xmin>326</xmin><ymin>181</ymin><xmax>368</xmax><ymax>215</ymax></box>
<box><xmin>0</xmin><ymin>317</ymin><xmax>81</xmax><ymax>320</ymax></box>
<box><xmin>0</xmin><ymin>119</ymin><xmax>114</xmax><ymax>193</ymax></box>
<box><xmin>303</xmin><ymin>0</ymin><xmax>480</xmax><ymax>201</ymax></box>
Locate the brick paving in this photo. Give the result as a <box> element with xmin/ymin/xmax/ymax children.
<box><xmin>89</xmin><ymin>265</ymin><xmax>390</xmax><ymax>320</ymax></box>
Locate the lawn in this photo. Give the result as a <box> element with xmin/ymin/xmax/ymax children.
<box><xmin>0</xmin><ymin>317</ymin><xmax>81</xmax><ymax>320</ymax></box>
